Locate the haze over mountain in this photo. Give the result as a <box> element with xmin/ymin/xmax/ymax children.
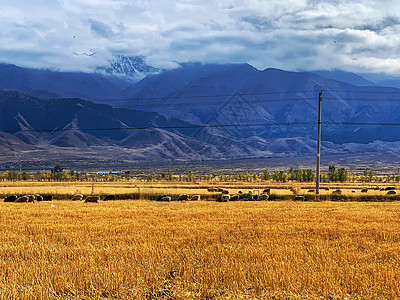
<box><xmin>2</xmin><ymin>60</ymin><xmax>400</xmax><ymax>168</ymax></box>
<box><xmin>0</xmin><ymin>56</ymin><xmax>160</xmax><ymax>101</ymax></box>
<box><xmin>0</xmin><ymin>64</ymin><xmax>130</xmax><ymax>101</ymax></box>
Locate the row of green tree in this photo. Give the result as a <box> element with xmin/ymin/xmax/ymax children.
<box><xmin>0</xmin><ymin>166</ymin><xmax>128</xmax><ymax>182</ymax></box>
<box><xmin>1</xmin><ymin>165</ymin><xmax>399</xmax><ymax>183</ymax></box>
<box><xmin>126</xmin><ymin>167</ymin><xmax>399</xmax><ymax>183</ymax></box>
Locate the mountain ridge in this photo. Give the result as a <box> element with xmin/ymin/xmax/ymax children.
<box><xmin>2</xmin><ymin>61</ymin><xmax>400</xmax><ymax>166</ymax></box>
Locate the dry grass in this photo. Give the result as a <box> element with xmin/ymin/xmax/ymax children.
<box><xmin>0</xmin><ymin>200</ymin><xmax>399</xmax><ymax>299</ymax></box>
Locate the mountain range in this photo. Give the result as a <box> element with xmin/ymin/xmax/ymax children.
<box><xmin>1</xmin><ymin>57</ymin><xmax>400</xmax><ymax>168</ymax></box>
<box><xmin>118</xmin><ymin>63</ymin><xmax>400</xmax><ymax>143</ymax></box>
<box><xmin>0</xmin><ymin>55</ymin><xmax>160</xmax><ymax>101</ymax></box>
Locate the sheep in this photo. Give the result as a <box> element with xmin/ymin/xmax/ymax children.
<box><xmin>293</xmin><ymin>195</ymin><xmax>305</xmax><ymax>201</ymax></box>
<box><xmin>156</xmin><ymin>195</ymin><xmax>171</xmax><ymax>202</ymax></box>
<box><xmin>250</xmin><ymin>192</ymin><xmax>264</xmax><ymax>200</ymax></box>
<box><xmin>220</xmin><ymin>194</ymin><xmax>230</xmax><ymax>202</ymax></box>
<box><xmin>230</xmin><ymin>195</ymin><xmax>240</xmax><ymax>201</ymax></box>
<box><xmin>263</xmin><ymin>188</ymin><xmax>271</xmax><ymax>194</ymax></box>
<box><xmin>16</xmin><ymin>195</ymin><xmax>29</xmax><ymax>203</ymax></box>
<box><xmin>84</xmin><ymin>196</ymin><xmax>99</xmax><ymax>203</ymax></box>
<box><xmin>72</xmin><ymin>194</ymin><xmax>84</xmax><ymax>201</ymax></box>
<box><xmin>178</xmin><ymin>194</ymin><xmax>189</xmax><ymax>201</ymax></box>
<box><xmin>4</xmin><ymin>195</ymin><xmax>17</xmax><ymax>202</ymax></box>
<box><xmin>191</xmin><ymin>195</ymin><xmax>200</xmax><ymax>201</ymax></box>
<box><xmin>332</xmin><ymin>189</ymin><xmax>343</xmax><ymax>195</ymax></box>
<box><xmin>249</xmin><ymin>195</ymin><xmax>258</xmax><ymax>201</ymax></box>
<box><xmin>387</xmin><ymin>190</ymin><xmax>396</xmax><ymax>195</ymax></box>
<box><xmin>257</xmin><ymin>194</ymin><xmax>269</xmax><ymax>201</ymax></box>
<box><xmin>361</xmin><ymin>188</ymin><xmax>368</xmax><ymax>193</ymax></box>
<box><xmin>161</xmin><ymin>196</ymin><xmax>171</xmax><ymax>202</ymax></box>
<box><xmin>42</xmin><ymin>195</ymin><xmax>53</xmax><ymax>201</ymax></box>
<box><xmin>34</xmin><ymin>194</ymin><xmax>43</xmax><ymax>201</ymax></box>
<box><xmin>351</xmin><ymin>190</ymin><xmax>357</xmax><ymax>193</ymax></box>
<box><xmin>156</xmin><ymin>195</ymin><xmax>165</xmax><ymax>201</ymax></box>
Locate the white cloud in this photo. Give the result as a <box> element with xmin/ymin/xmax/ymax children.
<box><xmin>1</xmin><ymin>0</ymin><xmax>400</xmax><ymax>74</ymax></box>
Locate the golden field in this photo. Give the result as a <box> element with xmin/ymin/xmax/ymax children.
<box><xmin>0</xmin><ymin>200</ymin><xmax>399</xmax><ymax>299</ymax></box>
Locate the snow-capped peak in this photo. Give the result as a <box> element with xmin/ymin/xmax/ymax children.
<box><xmin>97</xmin><ymin>55</ymin><xmax>161</xmax><ymax>79</ymax></box>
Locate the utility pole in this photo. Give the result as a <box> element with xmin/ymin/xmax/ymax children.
<box><xmin>316</xmin><ymin>90</ymin><xmax>322</xmax><ymax>194</ymax></box>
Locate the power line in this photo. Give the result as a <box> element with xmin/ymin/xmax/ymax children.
<box><xmin>325</xmin><ymin>90</ymin><xmax>400</xmax><ymax>94</ymax></box>
<box><xmin>4</xmin><ymin>89</ymin><xmax>400</xmax><ymax>134</ymax></box>
<box><xmin>96</xmin><ymin>96</ymin><xmax>400</xmax><ymax>108</ymax></box>
<box><xmin>126</xmin><ymin>97</ymin><xmax>400</xmax><ymax>108</ymax></box>
<box><xmin>108</xmin><ymin>90</ymin><xmax>317</xmax><ymax>102</ymax></box>
<box><xmin>122</xmin><ymin>97</ymin><xmax>316</xmax><ymax>108</ymax></box>
<box><xmin>2</xmin><ymin>121</ymin><xmax>400</xmax><ymax>134</ymax></box>
<box><xmin>93</xmin><ymin>94</ymin><xmax>400</xmax><ymax>108</ymax></box>
<box><xmin>324</xmin><ymin>97</ymin><xmax>400</xmax><ymax>102</ymax></box>
<box><xmin>323</xmin><ymin>122</ymin><xmax>400</xmax><ymax>126</ymax></box>
<box><xmin>0</xmin><ymin>122</ymin><xmax>317</xmax><ymax>133</ymax></box>
<box><xmin>89</xmin><ymin>89</ymin><xmax>400</xmax><ymax>103</ymax></box>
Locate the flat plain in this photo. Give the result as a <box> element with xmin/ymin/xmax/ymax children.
<box><xmin>0</xmin><ymin>199</ymin><xmax>399</xmax><ymax>299</ymax></box>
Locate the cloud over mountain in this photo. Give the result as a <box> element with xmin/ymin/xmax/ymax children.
<box><xmin>1</xmin><ymin>1</ymin><xmax>400</xmax><ymax>74</ymax></box>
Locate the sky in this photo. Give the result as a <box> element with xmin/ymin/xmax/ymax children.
<box><xmin>1</xmin><ymin>0</ymin><xmax>400</xmax><ymax>74</ymax></box>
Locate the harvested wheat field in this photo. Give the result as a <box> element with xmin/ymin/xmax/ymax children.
<box><xmin>0</xmin><ymin>200</ymin><xmax>399</xmax><ymax>299</ymax></box>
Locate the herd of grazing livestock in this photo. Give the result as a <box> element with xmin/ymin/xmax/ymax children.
<box><xmin>3</xmin><ymin>194</ymin><xmax>117</xmax><ymax>203</ymax></box>
<box><xmin>306</xmin><ymin>186</ymin><xmax>397</xmax><ymax>195</ymax></box>
<box><xmin>208</xmin><ymin>188</ymin><xmax>271</xmax><ymax>202</ymax></box>
<box><xmin>155</xmin><ymin>194</ymin><xmax>201</xmax><ymax>202</ymax></box>
<box><xmin>4</xmin><ymin>194</ymin><xmax>52</xmax><ymax>203</ymax></box>
<box><xmin>215</xmin><ymin>191</ymin><xmax>270</xmax><ymax>202</ymax></box>
<box><xmin>3</xmin><ymin>185</ymin><xmax>398</xmax><ymax>203</ymax></box>
<box><xmin>209</xmin><ymin>185</ymin><xmax>399</xmax><ymax>202</ymax></box>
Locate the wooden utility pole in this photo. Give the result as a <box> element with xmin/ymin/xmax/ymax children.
<box><xmin>316</xmin><ymin>91</ymin><xmax>322</xmax><ymax>194</ymax></box>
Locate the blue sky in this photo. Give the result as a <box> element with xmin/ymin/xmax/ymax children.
<box><xmin>1</xmin><ymin>0</ymin><xmax>400</xmax><ymax>74</ymax></box>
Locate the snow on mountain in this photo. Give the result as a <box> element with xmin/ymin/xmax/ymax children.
<box><xmin>97</xmin><ymin>55</ymin><xmax>161</xmax><ymax>80</ymax></box>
